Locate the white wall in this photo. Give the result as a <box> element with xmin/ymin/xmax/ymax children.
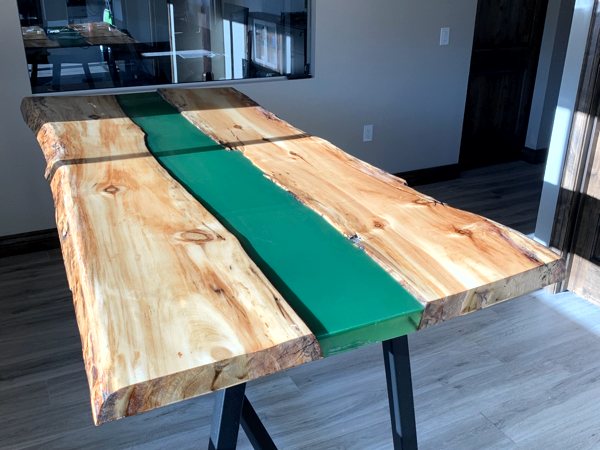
<box><xmin>1</xmin><ymin>0</ymin><xmax>478</xmax><ymax>237</ymax></box>
<box><xmin>241</xmin><ymin>0</ymin><xmax>478</xmax><ymax>173</ymax></box>
<box><xmin>0</xmin><ymin>0</ymin><xmax>56</xmax><ymax>237</ymax></box>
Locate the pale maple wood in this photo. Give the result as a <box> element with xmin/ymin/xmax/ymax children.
<box><xmin>160</xmin><ymin>87</ymin><xmax>565</xmax><ymax>327</ymax></box>
<box><xmin>21</xmin><ymin>95</ymin><xmax>320</xmax><ymax>425</ymax></box>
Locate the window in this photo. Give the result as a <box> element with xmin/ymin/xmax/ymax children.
<box><xmin>18</xmin><ymin>0</ymin><xmax>310</xmax><ymax>93</ymax></box>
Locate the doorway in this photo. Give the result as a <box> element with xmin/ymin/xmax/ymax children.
<box><xmin>459</xmin><ymin>0</ymin><xmax>549</xmax><ymax>168</ymax></box>
<box><xmin>552</xmin><ymin>0</ymin><xmax>600</xmax><ymax>304</ymax></box>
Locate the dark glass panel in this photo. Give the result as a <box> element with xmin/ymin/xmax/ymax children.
<box><xmin>18</xmin><ymin>0</ymin><xmax>310</xmax><ymax>93</ymax></box>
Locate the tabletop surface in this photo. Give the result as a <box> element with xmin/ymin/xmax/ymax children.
<box><xmin>21</xmin><ymin>88</ymin><xmax>563</xmax><ymax>425</ymax></box>
<box><xmin>117</xmin><ymin>92</ymin><xmax>424</xmax><ymax>358</ymax></box>
<box><xmin>161</xmin><ymin>88</ymin><xmax>564</xmax><ymax>326</ymax></box>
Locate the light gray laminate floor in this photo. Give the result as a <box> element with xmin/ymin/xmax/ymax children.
<box><xmin>2</xmin><ymin>161</ymin><xmax>599</xmax><ymax>449</ymax></box>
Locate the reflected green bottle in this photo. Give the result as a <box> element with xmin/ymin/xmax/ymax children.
<box><xmin>103</xmin><ymin>0</ymin><xmax>114</xmax><ymax>25</ymax></box>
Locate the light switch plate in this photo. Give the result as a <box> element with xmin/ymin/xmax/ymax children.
<box><xmin>363</xmin><ymin>124</ymin><xmax>373</xmax><ymax>142</ymax></box>
<box><xmin>440</xmin><ymin>27</ymin><xmax>450</xmax><ymax>46</ymax></box>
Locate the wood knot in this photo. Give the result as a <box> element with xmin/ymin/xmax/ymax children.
<box><xmin>179</xmin><ymin>229</ymin><xmax>222</xmax><ymax>243</ymax></box>
<box><xmin>453</xmin><ymin>226</ymin><xmax>473</xmax><ymax>237</ymax></box>
<box><xmin>60</xmin><ymin>223</ymin><xmax>69</xmax><ymax>239</ymax></box>
<box><xmin>260</xmin><ymin>110</ymin><xmax>278</xmax><ymax>121</ymax></box>
<box><xmin>211</xmin><ymin>346</ymin><xmax>232</xmax><ymax>360</ymax></box>
<box><xmin>211</xmin><ymin>284</ymin><xmax>224</xmax><ymax>294</ymax></box>
<box><xmin>233</xmin><ymin>124</ymin><xmax>243</xmax><ymax>129</ymax></box>
<box><xmin>414</xmin><ymin>198</ymin><xmax>433</xmax><ymax>205</ymax></box>
<box><xmin>373</xmin><ymin>219</ymin><xmax>387</xmax><ymax>229</ymax></box>
<box><xmin>288</xmin><ymin>151</ymin><xmax>306</xmax><ymax>162</ymax></box>
<box><xmin>103</xmin><ymin>184</ymin><xmax>120</xmax><ymax>194</ymax></box>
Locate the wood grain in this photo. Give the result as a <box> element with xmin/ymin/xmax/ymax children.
<box><xmin>20</xmin><ymin>95</ymin><xmax>320</xmax><ymax>425</ymax></box>
<box><xmin>116</xmin><ymin>92</ymin><xmax>424</xmax><ymax>356</ymax></box>
<box><xmin>160</xmin><ymin>87</ymin><xmax>565</xmax><ymax>327</ymax></box>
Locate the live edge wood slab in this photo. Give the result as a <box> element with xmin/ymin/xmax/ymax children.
<box><xmin>21</xmin><ymin>87</ymin><xmax>563</xmax><ymax>426</ymax></box>
<box><xmin>159</xmin><ymin>88</ymin><xmax>564</xmax><ymax>326</ymax></box>
<box><xmin>21</xmin><ymin>95</ymin><xmax>320</xmax><ymax>425</ymax></box>
<box><xmin>115</xmin><ymin>92</ymin><xmax>424</xmax><ymax>357</ymax></box>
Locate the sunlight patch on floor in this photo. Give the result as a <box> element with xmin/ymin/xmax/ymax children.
<box><xmin>536</xmin><ymin>289</ymin><xmax>600</xmax><ymax>336</ymax></box>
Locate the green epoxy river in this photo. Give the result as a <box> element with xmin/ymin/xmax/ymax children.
<box><xmin>117</xmin><ymin>92</ymin><xmax>424</xmax><ymax>355</ymax></box>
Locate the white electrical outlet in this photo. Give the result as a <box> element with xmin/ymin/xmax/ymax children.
<box><xmin>440</xmin><ymin>27</ymin><xmax>450</xmax><ymax>46</ymax></box>
<box><xmin>363</xmin><ymin>124</ymin><xmax>374</xmax><ymax>142</ymax></box>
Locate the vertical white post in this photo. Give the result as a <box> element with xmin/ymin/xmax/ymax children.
<box><xmin>167</xmin><ymin>2</ymin><xmax>178</xmax><ymax>84</ymax></box>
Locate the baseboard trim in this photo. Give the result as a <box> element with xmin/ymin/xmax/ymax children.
<box><xmin>395</xmin><ymin>164</ymin><xmax>460</xmax><ymax>186</ymax></box>
<box><xmin>521</xmin><ymin>147</ymin><xmax>548</xmax><ymax>164</ymax></box>
<box><xmin>0</xmin><ymin>228</ymin><xmax>60</xmax><ymax>258</ymax></box>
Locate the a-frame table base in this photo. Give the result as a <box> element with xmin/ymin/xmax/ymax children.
<box><xmin>208</xmin><ymin>335</ymin><xmax>418</xmax><ymax>450</ymax></box>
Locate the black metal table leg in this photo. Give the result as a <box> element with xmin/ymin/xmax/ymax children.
<box><xmin>241</xmin><ymin>397</ymin><xmax>277</xmax><ymax>450</ymax></box>
<box><xmin>209</xmin><ymin>337</ymin><xmax>416</xmax><ymax>449</ymax></box>
<box><xmin>52</xmin><ymin>63</ymin><xmax>61</xmax><ymax>91</ymax></box>
<box><xmin>209</xmin><ymin>383</ymin><xmax>246</xmax><ymax>450</ymax></box>
<box><xmin>383</xmin><ymin>336</ymin><xmax>418</xmax><ymax>450</ymax></box>
<box><xmin>208</xmin><ymin>383</ymin><xmax>277</xmax><ymax>450</ymax></box>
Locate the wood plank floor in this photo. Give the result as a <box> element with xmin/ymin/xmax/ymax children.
<box><xmin>2</xmin><ymin>161</ymin><xmax>600</xmax><ymax>449</ymax></box>
<box><xmin>418</xmin><ymin>161</ymin><xmax>546</xmax><ymax>235</ymax></box>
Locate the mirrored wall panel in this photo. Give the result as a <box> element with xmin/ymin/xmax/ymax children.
<box><xmin>18</xmin><ymin>0</ymin><xmax>310</xmax><ymax>93</ymax></box>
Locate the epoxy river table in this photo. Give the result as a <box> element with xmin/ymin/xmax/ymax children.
<box><xmin>21</xmin><ymin>88</ymin><xmax>564</xmax><ymax>449</ymax></box>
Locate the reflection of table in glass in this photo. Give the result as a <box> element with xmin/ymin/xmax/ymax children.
<box><xmin>22</xmin><ymin>22</ymin><xmax>138</xmax><ymax>90</ymax></box>
<box><xmin>22</xmin><ymin>22</ymin><xmax>136</xmax><ymax>48</ymax></box>
<box><xmin>21</xmin><ymin>26</ymin><xmax>59</xmax><ymax>48</ymax></box>
<box><xmin>21</xmin><ymin>88</ymin><xmax>564</xmax><ymax>449</ymax></box>
<box><xmin>68</xmin><ymin>22</ymin><xmax>136</xmax><ymax>46</ymax></box>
